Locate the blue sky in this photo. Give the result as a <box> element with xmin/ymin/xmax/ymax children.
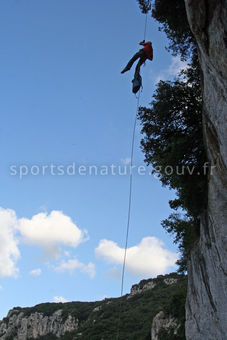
<box><xmin>0</xmin><ymin>0</ymin><xmax>187</xmax><ymax>319</ymax></box>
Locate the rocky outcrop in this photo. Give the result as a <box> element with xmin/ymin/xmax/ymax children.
<box><xmin>129</xmin><ymin>280</ymin><xmax>156</xmax><ymax>296</ymax></box>
<box><xmin>129</xmin><ymin>276</ymin><xmax>178</xmax><ymax>297</ymax></box>
<box><xmin>184</xmin><ymin>1</ymin><xmax>227</xmax><ymax>339</ymax></box>
<box><xmin>0</xmin><ymin>309</ymin><xmax>78</xmax><ymax>339</ymax></box>
<box><xmin>151</xmin><ymin>311</ymin><xmax>180</xmax><ymax>340</ymax></box>
<box><xmin>163</xmin><ymin>277</ymin><xmax>178</xmax><ymax>285</ymax></box>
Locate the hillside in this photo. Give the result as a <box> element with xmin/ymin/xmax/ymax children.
<box><xmin>0</xmin><ymin>273</ymin><xmax>186</xmax><ymax>340</ymax></box>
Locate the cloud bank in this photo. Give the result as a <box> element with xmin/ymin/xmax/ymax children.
<box><xmin>0</xmin><ymin>207</ymin><xmax>91</xmax><ymax>278</ymax></box>
<box><xmin>0</xmin><ymin>208</ymin><xmax>20</xmax><ymax>278</ymax></box>
<box><xmin>155</xmin><ymin>56</ymin><xmax>188</xmax><ymax>83</ymax></box>
<box><xmin>18</xmin><ymin>210</ymin><xmax>87</xmax><ymax>258</ymax></box>
<box><xmin>95</xmin><ymin>237</ymin><xmax>178</xmax><ymax>278</ymax></box>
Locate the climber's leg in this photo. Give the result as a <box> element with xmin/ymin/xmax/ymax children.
<box><xmin>121</xmin><ymin>49</ymin><xmax>145</xmax><ymax>74</ymax></box>
<box><xmin>134</xmin><ymin>55</ymin><xmax>147</xmax><ymax>78</ymax></box>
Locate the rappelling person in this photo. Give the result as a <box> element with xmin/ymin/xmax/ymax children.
<box><xmin>121</xmin><ymin>40</ymin><xmax>153</xmax><ymax>76</ymax></box>
<box><xmin>121</xmin><ymin>40</ymin><xmax>153</xmax><ymax>93</ymax></box>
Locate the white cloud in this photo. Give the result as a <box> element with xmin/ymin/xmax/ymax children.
<box><xmin>53</xmin><ymin>296</ymin><xmax>68</xmax><ymax>303</ymax></box>
<box><xmin>95</xmin><ymin>237</ymin><xmax>178</xmax><ymax>278</ymax></box>
<box><xmin>0</xmin><ymin>208</ymin><xmax>20</xmax><ymax>278</ymax></box>
<box><xmin>55</xmin><ymin>258</ymin><xmax>96</xmax><ymax>279</ymax></box>
<box><xmin>0</xmin><ymin>207</ymin><xmax>91</xmax><ymax>279</ymax></box>
<box><xmin>0</xmin><ymin>285</ymin><xmax>3</xmax><ymax>290</ymax></box>
<box><xmin>155</xmin><ymin>56</ymin><xmax>188</xmax><ymax>83</ymax></box>
<box><xmin>29</xmin><ymin>268</ymin><xmax>42</xmax><ymax>276</ymax></box>
<box><xmin>167</xmin><ymin>56</ymin><xmax>188</xmax><ymax>77</ymax></box>
<box><xmin>17</xmin><ymin>210</ymin><xmax>87</xmax><ymax>258</ymax></box>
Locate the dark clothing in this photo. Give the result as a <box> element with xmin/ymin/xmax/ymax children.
<box><xmin>125</xmin><ymin>49</ymin><xmax>147</xmax><ymax>77</ymax></box>
<box><xmin>132</xmin><ymin>73</ymin><xmax>142</xmax><ymax>94</ymax></box>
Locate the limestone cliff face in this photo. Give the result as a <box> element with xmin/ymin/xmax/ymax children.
<box><xmin>128</xmin><ymin>275</ymin><xmax>178</xmax><ymax>297</ymax></box>
<box><xmin>184</xmin><ymin>1</ymin><xmax>227</xmax><ymax>339</ymax></box>
<box><xmin>0</xmin><ymin>309</ymin><xmax>78</xmax><ymax>339</ymax></box>
<box><xmin>151</xmin><ymin>311</ymin><xmax>180</xmax><ymax>340</ymax></box>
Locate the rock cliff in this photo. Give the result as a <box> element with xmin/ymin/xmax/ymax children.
<box><xmin>0</xmin><ymin>309</ymin><xmax>78</xmax><ymax>340</ymax></box>
<box><xmin>129</xmin><ymin>275</ymin><xmax>178</xmax><ymax>297</ymax></box>
<box><xmin>184</xmin><ymin>1</ymin><xmax>227</xmax><ymax>339</ymax></box>
<box><xmin>151</xmin><ymin>311</ymin><xmax>180</xmax><ymax>340</ymax></box>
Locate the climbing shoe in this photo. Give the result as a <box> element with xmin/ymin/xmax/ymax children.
<box><xmin>121</xmin><ymin>67</ymin><xmax>130</xmax><ymax>74</ymax></box>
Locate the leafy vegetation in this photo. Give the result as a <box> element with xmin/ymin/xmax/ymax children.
<box><xmin>137</xmin><ymin>0</ymin><xmax>151</xmax><ymax>14</ymax></box>
<box><xmin>151</xmin><ymin>0</ymin><xmax>195</xmax><ymax>59</ymax></box>
<box><xmin>3</xmin><ymin>274</ymin><xmax>186</xmax><ymax>340</ymax></box>
<box><xmin>137</xmin><ymin>0</ymin><xmax>207</xmax><ymax>271</ymax></box>
<box><xmin>137</xmin><ymin>67</ymin><xmax>207</xmax><ymax>270</ymax></box>
<box><xmin>138</xmin><ymin>74</ymin><xmax>206</xmax><ymax>216</ymax></box>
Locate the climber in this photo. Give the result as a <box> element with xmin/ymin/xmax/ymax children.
<box><xmin>121</xmin><ymin>40</ymin><xmax>153</xmax><ymax>77</ymax></box>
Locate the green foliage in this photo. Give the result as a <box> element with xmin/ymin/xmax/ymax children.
<box><xmin>137</xmin><ymin>0</ymin><xmax>151</xmax><ymax>14</ymax></box>
<box><xmin>138</xmin><ymin>58</ymin><xmax>207</xmax><ymax>269</ymax></box>
<box><xmin>137</xmin><ymin>0</ymin><xmax>208</xmax><ymax>270</ymax></box>
<box><xmin>22</xmin><ymin>303</ymin><xmax>61</xmax><ymax>317</ymax></box>
<box><xmin>162</xmin><ymin>214</ymin><xmax>200</xmax><ymax>272</ymax></box>
<box><xmin>138</xmin><ymin>0</ymin><xmax>195</xmax><ymax>58</ymax></box>
<box><xmin>152</xmin><ymin>0</ymin><xmax>195</xmax><ymax>59</ymax></box>
<box><xmin>21</xmin><ymin>274</ymin><xmax>187</xmax><ymax>340</ymax></box>
<box><xmin>158</xmin><ymin>282</ymin><xmax>187</xmax><ymax>339</ymax></box>
<box><xmin>138</xmin><ymin>74</ymin><xmax>207</xmax><ymax>217</ymax></box>
<box><xmin>2</xmin><ymin>317</ymin><xmax>9</xmax><ymax>325</ymax></box>
<box><xmin>22</xmin><ymin>300</ymin><xmax>101</xmax><ymax>322</ymax></box>
<box><xmin>158</xmin><ymin>327</ymin><xmax>185</xmax><ymax>340</ymax></box>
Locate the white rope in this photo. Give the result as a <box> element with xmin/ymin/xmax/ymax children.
<box><xmin>116</xmin><ymin>9</ymin><xmax>149</xmax><ymax>339</ymax></box>
<box><xmin>120</xmin><ymin>92</ymin><xmax>140</xmax><ymax>297</ymax></box>
<box><xmin>144</xmin><ymin>13</ymin><xmax>148</xmax><ymax>41</ymax></box>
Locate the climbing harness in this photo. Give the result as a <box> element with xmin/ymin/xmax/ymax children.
<box><xmin>116</xmin><ymin>3</ymin><xmax>150</xmax><ymax>339</ymax></box>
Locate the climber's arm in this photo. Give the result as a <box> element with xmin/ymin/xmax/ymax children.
<box><xmin>139</xmin><ymin>40</ymin><xmax>145</xmax><ymax>46</ymax></box>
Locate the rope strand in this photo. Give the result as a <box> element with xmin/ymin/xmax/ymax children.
<box><xmin>120</xmin><ymin>93</ymin><xmax>140</xmax><ymax>297</ymax></box>
<box><xmin>116</xmin><ymin>10</ymin><xmax>149</xmax><ymax>340</ymax></box>
<box><xmin>144</xmin><ymin>13</ymin><xmax>148</xmax><ymax>41</ymax></box>
<box><xmin>116</xmin><ymin>94</ymin><xmax>140</xmax><ymax>340</ymax></box>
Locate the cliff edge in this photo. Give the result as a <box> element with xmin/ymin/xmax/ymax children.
<box><xmin>184</xmin><ymin>1</ymin><xmax>227</xmax><ymax>339</ymax></box>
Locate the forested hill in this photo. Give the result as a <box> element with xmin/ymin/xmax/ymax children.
<box><xmin>0</xmin><ymin>273</ymin><xmax>186</xmax><ymax>340</ymax></box>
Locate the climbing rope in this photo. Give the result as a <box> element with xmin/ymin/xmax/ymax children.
<box><xmin>144</xmin><ymin>12</ymin><xmax>148</xmax><ymax>41</ymax></box>
<box><xmin>116</xmin><ymin>7</ymin><xmax>150</xmax><ymax>340</ymax></box>
<box><xmin>120</xmin><ymin>92</ymin><xmax>140</xmax><ymax>298</ymax></box>
<box><xmin>116</xmin><ymin>93</ymin><xmax>140</xmax><ymax>340</ymax></box>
